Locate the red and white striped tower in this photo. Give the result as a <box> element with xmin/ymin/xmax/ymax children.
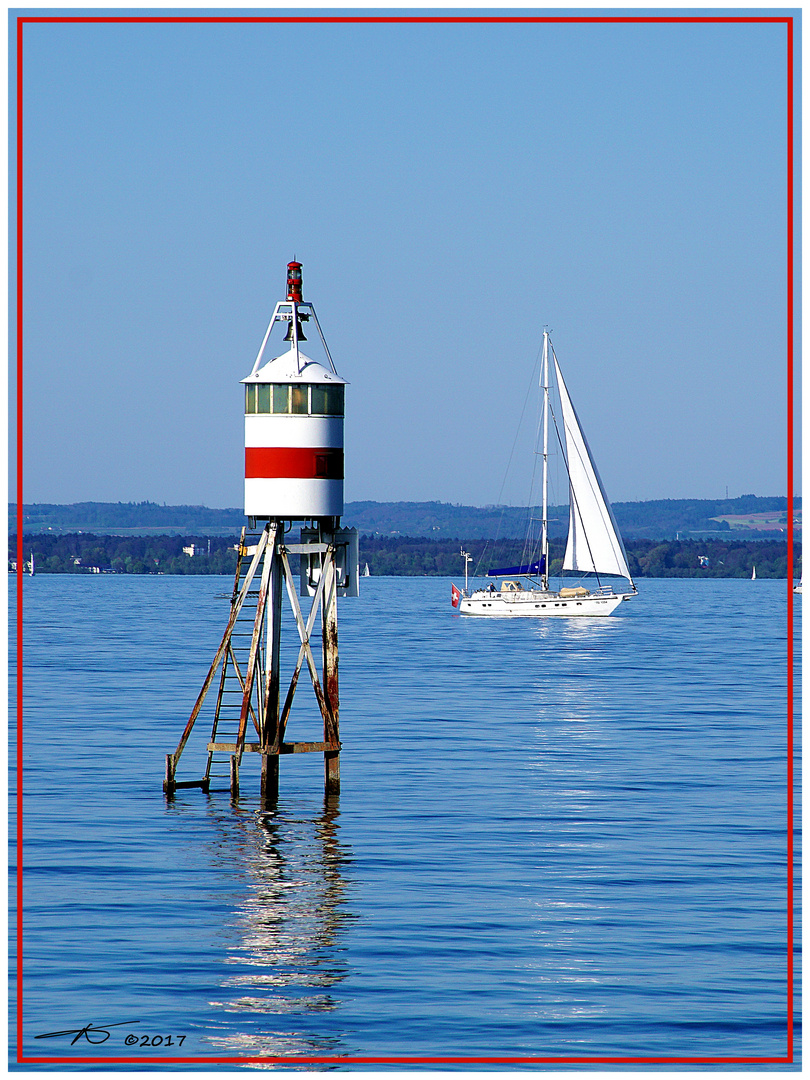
<box><xmin>242</xmin><ymin>261</ymin><xmax>346</xmax><ymax>522</ymax></box>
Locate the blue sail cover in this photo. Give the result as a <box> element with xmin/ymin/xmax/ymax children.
<box><xmin>487</xmin><ymin>556</ymin><xmax>546</xmax><ymax>577</ymax></box>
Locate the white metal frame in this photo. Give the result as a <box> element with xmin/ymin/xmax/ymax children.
<box><xmin>249</xmin><ymin>300</ymin><xmax>339</xmax><ymax>377</ymax></box>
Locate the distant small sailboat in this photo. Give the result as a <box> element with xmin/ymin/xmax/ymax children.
<box><xmin>29</xmin><ymin>552</ymin><xmax>35</xmax><ymax>576</ymax></box>
<box><xmin>751</xmin><ymin>566</ymin><xmax>756</xmax><ymax>580</ymax></box>
<box><xmin>363</xmin><ymin>563</ymin><xmax>370</xmax><ymax>577</ymax></box>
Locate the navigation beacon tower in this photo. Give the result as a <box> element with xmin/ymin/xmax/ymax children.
<box><xmin>243</xmin><ymin>260</ymin><xmax>346</xmax><ymax>520</ymax></box>
<box><xmin>164</xmin><ymin>262</ymin><xmax>358</xmax><ymax>802</ymax></box>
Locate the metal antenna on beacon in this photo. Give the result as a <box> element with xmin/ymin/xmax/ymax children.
<box><xmin>164</xmin><ymin>261</ymin><xmax>358</xmax><ymax>803</ymax></box>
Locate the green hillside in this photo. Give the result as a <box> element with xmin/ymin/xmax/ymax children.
<box><xmin>10</xmin><ymin>496</ymin><xmax>799</xmax><ymax>540</ymax></box>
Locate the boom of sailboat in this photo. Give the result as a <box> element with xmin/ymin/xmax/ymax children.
<box><xmin>452</xmin><ymin>330</ymin><xmax>637</xmax><ymax>617</ymax></box>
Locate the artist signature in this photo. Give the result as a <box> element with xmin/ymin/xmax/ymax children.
<box><xmin>35</xmin><ymin>1020</ymin><xmax>140</xmax><ymax>1045</ymax></box>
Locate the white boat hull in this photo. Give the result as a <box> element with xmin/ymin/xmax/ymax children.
<box><xmin>458</xmin><ymin>588</ymin><xmax>631</xmax><ymax>617</ymax></box>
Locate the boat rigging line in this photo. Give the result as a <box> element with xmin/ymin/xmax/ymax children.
<box><xmin>472</xmin><ymin>339</ymin><xmax>545</xmax><ymax>581</ymax></box>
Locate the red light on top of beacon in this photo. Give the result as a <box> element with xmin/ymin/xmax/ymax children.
<box><xmin>286</xmin><ymin>261</ymin><xmax>303</xmax><ymax>303</ymax></box>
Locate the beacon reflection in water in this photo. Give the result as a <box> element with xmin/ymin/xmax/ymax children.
<box><xmin>204</xmin><ymin>796</ymin><xmax>356</xmax><ymax>1059</ymax></box>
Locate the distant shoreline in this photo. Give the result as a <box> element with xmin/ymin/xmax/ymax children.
<box><xmin>10</xmin><ymin>496</ymin><xmax>800</xmax><ymax>542</ymax></box>
<box><xmin>9</xmin><ymin>533</ymin><xmax>800</xmax><ymax>580</ymax></box>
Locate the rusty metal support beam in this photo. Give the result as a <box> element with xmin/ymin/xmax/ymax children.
<box><xmin>269</xmin><ymin>548</ymin><xmax>330</xmax><ymax>752</ymax></box>
<box><xmin>277</xmin><ymin>548</ymin><xmax>336</xmax><ymax>742</ymax></box>
<box><xmin>208</xmin><ymin>740</ymin><xmax>340</xmax><ymax>755</ymax></box>
<box><xmin>163</xmin><ymin>754</ymin><xmax>175</xmax><ymax>793</ymax></box>
<box><xmin>282</xmin><ymin>741</ymin><xmax>340</xmax><ymax>754</ymax></box>
<box><xmin>235</xmin><ymin>524</ymin><xmax>277</xmax><ymax>761</ymax></box>
<box><xmin>321</xmin><ymin>547</ymin><xmax>340</xmax><ymax>793</ymax></box>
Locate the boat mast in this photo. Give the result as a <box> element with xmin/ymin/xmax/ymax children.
<box><xmin>540</xmin><ymin>330</ymin><xmax>550</xmax><ymax>591</ymax></box>
<box><xmin>461</xmin><ymin>547</ymin><xmax>472</xmax><ymax>593</ymax></box>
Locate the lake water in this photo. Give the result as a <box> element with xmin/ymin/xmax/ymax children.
<box><xmin>11</xmin><ymin>575</ymin><xmax>799</xmax><ymax>1069</ymax></box>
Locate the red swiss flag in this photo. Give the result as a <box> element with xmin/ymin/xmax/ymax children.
<box><xmin>451</xmin><ymin>584</ymin><xmax>461</xmax><ymax>608</ymax></box>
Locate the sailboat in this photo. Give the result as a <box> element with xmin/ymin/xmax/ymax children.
<box><xmin>751</xmin><ymin>566</ymin><xmax>756</xmax><ymax>580</ymax></box>
<box><xmin>452</xmin><ymin>330</ymin><xmax>637</xmax><ymax>617</ymax></box>
<box><xmin>363</xmin><ymin>563</ymin><xmax>370</xmax><ymax>577</ymax></box>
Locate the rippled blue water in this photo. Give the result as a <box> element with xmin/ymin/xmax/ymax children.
<box><xmin>11</xmin><ymin>575</ymin><xmax>799</xmax><ymax>1068</ymax></box>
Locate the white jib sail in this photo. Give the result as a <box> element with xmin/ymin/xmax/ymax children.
<box><xmin>554</xmin><ymin>355</ymin><xmax>632</xmax><ymax>581</ymax></box>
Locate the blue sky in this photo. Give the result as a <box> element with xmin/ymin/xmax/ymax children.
<box><xmin>14</xmin><ymin>10</ymin><xmax>797</xmax><ymax>509</ymax></box>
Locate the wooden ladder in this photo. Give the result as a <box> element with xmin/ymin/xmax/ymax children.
<box><xmin>203</xmin><ymin>528</ymin><xmax>265</xmax><ymax>790</ymax></box>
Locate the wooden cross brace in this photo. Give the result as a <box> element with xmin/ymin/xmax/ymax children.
<box><xmin>165</xmin><ymin>521</ymin><xmax>341</xmax><ymax>795</ymax></box>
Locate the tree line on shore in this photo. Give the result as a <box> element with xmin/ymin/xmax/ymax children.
<box><xmin>10</xmin><ymin>533</ymin><xmax>799</xmax><ymax>579</ymax></box>
<box><xmin>13</xmin><ymin>494</ymin><xmax>799</xmax><ymax>540</ymax></box>
<box><xmin>358</xmin><ymin>536</ymin><xmax>796</xmax><ymax>578</ymax></box>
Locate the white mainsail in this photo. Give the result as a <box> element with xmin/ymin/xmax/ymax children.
<box><xmin>554</xmin><ymin>354</ymin><xmax>632</xmax><ymax>581</ymax></box>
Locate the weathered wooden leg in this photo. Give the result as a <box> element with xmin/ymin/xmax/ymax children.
<box><xmin>261</xmin><ymin>754</ymin><xmax>279</xmax><ymax>804</ymax></box>
<box><xmin>230</xmin><ymin>754</ymin><xmax>239</xmax><ymax>798</ymax></box>
<box><xmin>164</xmin><ymin>754</ymin><xmax>176</xmax><ymax>794</ymax></box>
<box><xmin>324</xmin><ymin>750</ymin><xmax>340</xmax><ymax>794</ymax></box>
<box><xmin>261</xmin><ymin>537</ymin><xmax>283</xmax><ymax>805</ymax></box>
<box><xmin>322</xmin><ymin>546</ymin><xmax>340</xmax><ymax>794</ymax></box>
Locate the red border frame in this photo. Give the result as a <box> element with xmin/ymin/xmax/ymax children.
<box><xmin>13</xmin><ymin>12</ymin><xmax>797</xmax><ymax>1068</ymax></box>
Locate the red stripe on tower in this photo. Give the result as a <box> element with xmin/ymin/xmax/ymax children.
<box><xmin>246</xmin><ymin>446</ymin><xmax>344</xmax><ymax>480</ymax></box>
